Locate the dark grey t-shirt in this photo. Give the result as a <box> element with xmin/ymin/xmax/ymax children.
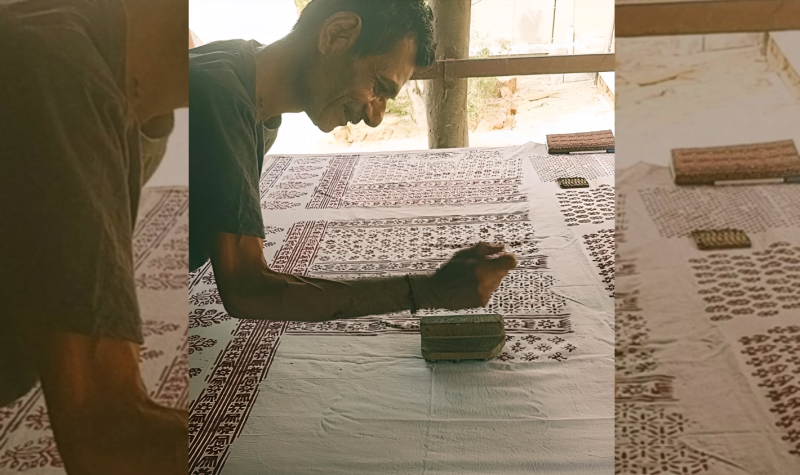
<box><xmin>189</xmin><ymin>39</ymin><xmax>281</xmax><ymax>271</ymax></box>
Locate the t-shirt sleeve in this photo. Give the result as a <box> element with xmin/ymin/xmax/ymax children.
<box><xmin>189</xmin><ymin>64</ymin><xmax>266</xmax><ymax>268</ymax></box>
<box><xmin>0</xmin><ymin>17</ymin><xmax>142</xmax><ymax>342</ymax></box>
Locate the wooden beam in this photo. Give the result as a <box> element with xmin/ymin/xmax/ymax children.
<box><xmin>411</xmin><ymin>53</ymin><xmax>615</xmax><ymax>80</ymax></box>
<box><xmin>617</xmin><ymin>0</ymin><xmax>800</xmax><ymax>37</ymax></box>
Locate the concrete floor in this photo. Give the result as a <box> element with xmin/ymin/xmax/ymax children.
<box><xmin>616</xmin><ymin>33</ymin><xmax>800</xmax><ymax>171</ymax></box>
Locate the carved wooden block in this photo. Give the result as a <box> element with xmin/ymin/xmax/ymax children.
<box><xmin>420</xmin><ymin>314</ymin><xmax>505</xmax><ymax>361</ymax></box>
<box><xmin>546</xmin><ymin>130</ymin><xmax>615</xmax><ymax>154</ymax></box>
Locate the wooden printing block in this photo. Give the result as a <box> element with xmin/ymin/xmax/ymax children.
<box><xmin>557</xmin><ymin>177</ymin><xmax>590</xmax><ymax>188</ymax></box>
<box><xmin>420</xmin><ymin>314</ymin><xmax>505</xmax><ymax>361</ymax></box>
<box><xmin>691</xmin><ymin>229</ymin><xmax>751</xmax><ymax>250</ymax></box>
<box><xmin>546</xmin><ymin>130</ymin><xmax>615</xmax><ymax>154</ymax></box>
<box><xmin>671</xmin><ymin>140</ymin><xmax>800</xmax><ymax>185</ymax></box>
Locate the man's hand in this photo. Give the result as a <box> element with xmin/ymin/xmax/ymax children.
<box><xmin>413</xmin><ymin>242</ymin><xmax>518</xmax><ymax>310</ymax></box>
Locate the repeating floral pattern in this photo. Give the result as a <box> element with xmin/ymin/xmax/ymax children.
<box><xmin>301</xmin><ymin>150</ymin><xmax>527</xmax><ymax>209</ymax></box>
<box><xmin>583</xmin><ymin>229</ymin><xmax>615</xmax><ymax>297</ymax></box>
<box><xmin>189</xmin><ymin>145</ymin><xmax>614</xmax><ymax>475</ymax></box>
<box><xmin>689</xmin><ymin>242</ymin><xmax>800</xmax><ymax>321</ymax></box>
<box><xmin>738</xmin><ymin>325</ymin><xmax>800</xmax><ymax>456</ymax></box>
<box><xmin>557</xmin><ymin>184</ymin><xmax>615</xmax><ymax>226</ymax></box>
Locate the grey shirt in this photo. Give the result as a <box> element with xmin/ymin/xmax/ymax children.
<box><xmin>0</xmin><ymin>0</ymin><xmax>167</xmax><ymax>405</ymax></box>
<box><xmin>188</xmin><ymin>39</ymin><xmax>281</xmax><ymax>271</ymax></box>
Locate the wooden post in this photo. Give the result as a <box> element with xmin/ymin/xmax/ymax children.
<box><xmin>424</xmin><ymin>0</ymin><xmax>471</xmax><ymax>149</ymax></box>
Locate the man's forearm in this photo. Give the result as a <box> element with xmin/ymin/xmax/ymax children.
<box><xmin>231</xmin><ymin>272</ymin><xmax>437</xmax><ymax>322</ymax></box>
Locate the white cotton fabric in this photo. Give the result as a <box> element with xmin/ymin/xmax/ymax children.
<box><xmin>616</xmin><ymin>162</ymin><xmax>800</xmax><ymax>474</ymax></box>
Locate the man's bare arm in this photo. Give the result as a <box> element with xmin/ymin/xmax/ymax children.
<box><xmin>209</xmin><ymin>233</ymin><xmax>517</xmax><ymax>322</ymax></box>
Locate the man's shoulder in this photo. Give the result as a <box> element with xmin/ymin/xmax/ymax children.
<box><xmin>0</xmin><ymin>0</ymin><xmax>126</xmax><ymax>91</ymax></box>
<box><xmin>189</xmin><ymin>40</ymin><xmax>263</xmax><ymax>110</ymax></box>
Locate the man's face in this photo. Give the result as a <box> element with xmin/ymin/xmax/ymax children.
<box><xmin>304</xmin><ymin>37</ymin><xmax>418</xmax><ymax>133</ymax></box>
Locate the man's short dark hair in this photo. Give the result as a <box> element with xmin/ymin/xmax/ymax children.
<box><xmin>292</xmin><ymin>0</ymin><xmax>436</xmax><ymax>68</ymax></box>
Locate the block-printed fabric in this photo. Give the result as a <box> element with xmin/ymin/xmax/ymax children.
<box><xmin>616</xmin><ymin>163</ymin><xmax>799</xmax><ymax>474</ymax></box>
<box><xmin>189</xmin><ymin>144</ymin><xmax>615</xmax><ymax>475</ymax></box>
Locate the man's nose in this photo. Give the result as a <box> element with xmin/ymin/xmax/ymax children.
<box><xmin>363</xmin><ymin>98</ymin><xmax>386</xmax><ymax>127</ymax></box>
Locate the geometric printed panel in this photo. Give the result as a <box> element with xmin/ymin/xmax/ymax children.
<box><xmin>529</xmin><ymin>153</ymin><xmax>615</xmax><ymax>182</ymax></box>
<box><xmin>615</xmin><ymin>403</ymin><xmax>711</xmax><ymax>474</ymax></box>
<box><xmin>639</xmin><ymin>186</ymin><xmax>798</xmax><ymax>238</ymax></box>
<box><xmin>259</xmin><ymin>148</ymin><xmax>531</xmax><ymax>209</ymax></box>
<box><xmin>314</xmin><ymin>213</ymin><xmax>539</xmax><ymax>263</ymax></box>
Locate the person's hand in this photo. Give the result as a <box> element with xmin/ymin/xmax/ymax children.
<box><xmin>412</xmin><ymin>242</ymin><xmax>517</xmax><ymax>310</ymax></box>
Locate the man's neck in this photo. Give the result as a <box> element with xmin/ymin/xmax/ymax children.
<box><xmin>124</xmin><ymin>0</ymin><xmax>188</xmax><ymax>123</ymax></box>
<box><xmin>253</xmin><ymin>37</ymin><xmax>307</xmax><ymax>122</ymax></box>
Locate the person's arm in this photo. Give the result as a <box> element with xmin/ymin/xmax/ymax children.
<box><xmin>209</xmin><ymin>233</ymin><xmax>517</xmax><ymax>322</ymax></box>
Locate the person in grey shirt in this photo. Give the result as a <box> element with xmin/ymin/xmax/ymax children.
<box><xmin>0</xmin><ymin>0</ymin><xmax>187</xmax><ymax>473</ymax></box>
<box><xmin>189</xmin><ymin>0</ymin><xmax>518</xmax><ymax>325</ymax></box>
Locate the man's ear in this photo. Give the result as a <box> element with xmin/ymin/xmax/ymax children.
<box><xmin>317</xmin><ymin>12</ymin><xmax>362</xmax><ymax>56</ymax></box>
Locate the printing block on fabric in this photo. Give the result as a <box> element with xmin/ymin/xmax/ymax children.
<box><xmin>671</xmin><ymin>140</ymin><xmax>800</xmax><ymax>185</ymax></box>
<box><xmin>420</xmin><ymin>314</ymin><xmax>506</xmax><ymax>361</ymax></box>
<box><xmin>691</xmin><ymin>229</ymin><xmax>752</xmax><ymax>250</ymax></box>
<box><xmin>557</xmin><ymin>177</ymin><xmax>590</xmax><ymax>188</ymax></box>
<box><xmin>546</xmin><ymin>130</ymin><xmax>615</xmax><ymax>154</ymax></box>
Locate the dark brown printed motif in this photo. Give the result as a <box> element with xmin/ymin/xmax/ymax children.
<box><xmin>738</xmin><ymin>325</ymin><xmax>800</xmax><ymax>456</ymax></box>
<box><xmin>314</xmin><ymin>212</ymin><xmax>538</xmax><ymax>263</ymax></box>
<box><xmin>772</xmin><ymin>184</ymin><xmax>800</xmax><ymax>227</ymax></box>
<box><xmin>261</xmin><ymin>200</ymin><xmax>301</xmax><ymax>210</ymax></box>
<box><xmin>689</xmin><ymin>242</ymin><xmax>800</xmax><ymax>321</ymax></box>
<box><xmin>616</xmin><ymin>193</ymin><xmax>628</xmax><ymax>243</ymax></box>
<box><xmin>530</xmin><ymin>153</ymin><xmax>615</xmax><ymax>182</ymax></box>
<box><xmin>305</xmin><ymin>150</ymin><xmax>526</xmax><ymax>209</ymax></box>
<box><xmin>615</xmin><ymin>404</ymin><xmax>709</xmax><ymax>474</ymax></box>
<box><xmin>275</xmin><ymin>181</ymin><xmax>314</xmax><ymax>190</ymax></box>
<box><xmin>495</xmin><ymin>334</ymin><xmax>577</xmax><ymax>363</ymax></box>
<box><xmin>639</xmin><ymin>186</ymin><xmax>798</xmax><ymax>238</ymax></box>
<box><xmin>188</xmin><ymin>335</ymin><xmax>217</xmax><ymax>355</ymax></box>
<box><xmin>583</xmin><ymin>229</ymin><xmax>615</xmax><ymax>297</ymax></box>
<box><xmin>189</xmin><ymin>309</ymin><xmax>232</xmax><ymax>328</ymax></box>
<box><xmin>308</xmin><ymin>255</ymin><xmax>548</xmax><ymax>274</ymax></box>
<box><xmin>306</xmin><ymin>154</ymin><xmax>359</xmax><ymax>209</ymax></box>
<box><xmin>267</xmin><ymin>190</ymin><xmax>308</xmax><ymax>200</ymax></box>
<box><xmin>189</xmin><ymin>221</ymin><xmax>322</xmax><ymax>475</ymax></box>
<box><xmin>615</xmin><ymin>262</ymin><xmax>711</xmax><ymax>473</ymax></box>
<box><xmin>132</xmin><ymin>189</ymin><xmax>189</xmax><ymax>269</ymax></box>
<box><xmin>286</xmin><ymin>315</ymin><xmax>571</xmax><ymax>337</ymax></box>
<box><xmin>258</xmin><ymin>156</ymin><xmax>293</xmax><ymax>197</ymax></box>
<box><xmin>0</xmin><ymin>436</ymin><xmax>62</xmax><ymax>471</ymax></box>
<box><xmin>557</xmin><ymin>184</ymin><xmax>615</xmax><ymax>226</ymax></box>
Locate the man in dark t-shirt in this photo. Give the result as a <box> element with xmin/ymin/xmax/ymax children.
<box><xmin>0</xmin><ymin>0</ymin><xmax>187</xmax><ymax>474</ymax></box>
<box><xmin>190</xmin><ymin>0</ymin><xmax>517</xmax><ymax>322</ymax></box>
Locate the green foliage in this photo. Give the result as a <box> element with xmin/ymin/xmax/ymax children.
<box><xmin>386</xmin><ymin>89</ymin><xmax>412</xmax><ymax>116</ymax></box>
<box><xmin>467</xmin><ymin>32</ymin><xmax>503</xmax><ymax>130</ymax></box>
